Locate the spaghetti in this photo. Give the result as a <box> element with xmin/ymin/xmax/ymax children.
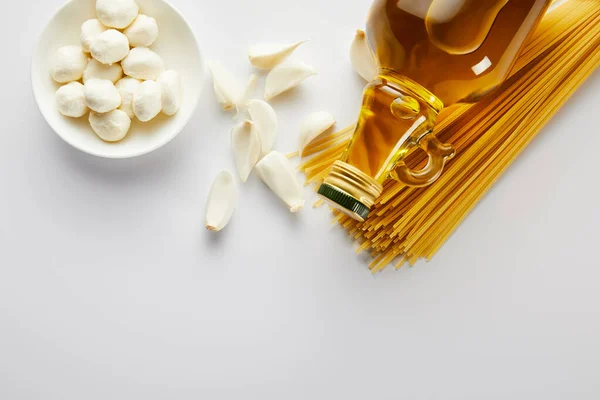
<box><xmin>297</xmin><ymin>0</ymin><xmax>600</xmax><ymax>272</ymax></box>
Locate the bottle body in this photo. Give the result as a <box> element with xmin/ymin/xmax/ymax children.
<box><xmin>318</xmin><ymin>0</ymin><xmax>552</xmax><ymax>221</ymax></box>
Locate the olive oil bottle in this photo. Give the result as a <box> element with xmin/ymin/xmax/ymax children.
<box><xmin>318</xmin><ymin>0</ymin><xmax>553</xmax><ymax>221</ymax></box>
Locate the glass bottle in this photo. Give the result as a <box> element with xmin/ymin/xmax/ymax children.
<box><xmin>318</xmin><ymin>0</ymin><xmax>553</xmax><ymax>221</ymax></box>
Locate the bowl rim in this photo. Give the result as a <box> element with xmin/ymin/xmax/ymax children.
<box><xmin>31</xmin><ymin>0</ymin><xmax>204</xmax><ymax>159</ymax></box>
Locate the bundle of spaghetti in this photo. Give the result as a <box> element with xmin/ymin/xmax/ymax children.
<box><xmin>297</xmin><ymin>0</ymin><xmax>600</xmax><ymax>272</ymax></box>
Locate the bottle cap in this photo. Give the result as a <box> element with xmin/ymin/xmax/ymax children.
<box><xmin>318</xmin><ymin>183</ymin><xmax>371</xmax><ymax>221</ymax></box>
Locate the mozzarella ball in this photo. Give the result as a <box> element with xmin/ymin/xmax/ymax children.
<box><xmin>90</xmin><ymin>29</ymin><xmax>129</xmax><ymax>65</ymax></box>
<box><xmin>115</xmin><ymin>77</ymin><xmax>141</xmax><ymax>118</ymax></box>
<box><xmin>157</xmin><ymin>70</ymin><xmax>182</xmax><ymax>116</ymax></box>
<box><xmin>84</xmin><ymin>79</ymin><xmax>121</xmax><ymax>113</ymax></box>
<box><xmin>50</xmin><ymin>46</ymin><xmax>88</xmax><ymax>83</ymax></box>
<box><xmin>121</xmin><ymin>47</ymin><xmax>164</xmax><ymax>80</ymax></box>
<box><xmin>55</xmin><ymin>82</ymin><xmax>89</xmax><ymax>118</ymax></box>
<box><xmin>133</xmin><ymin>80</ymin><xmax>162</xmax><ymax>122</ymax></box>
<box><xmin>80</xmin><ymin>19</ymin><xmax>107</xmax><ymax>53</ymax></box>
<box><xmin>96</xmin><ymin>0</ymin><xmax>139</xmax><ymax>29</ymax></box>
<box><xmin>124</xmin><ymin>15</ymin><xmax>158</xmax><ymax>47</ymax></box>
<box><xmin>89</xmin><ymin>110</ymin><xmax>131</xmax><ymax>142</ymax></box>
<box><xmin>83</xmin><ymin>58</ymin><xmax>122</xmax><ymax>83</ymax></box>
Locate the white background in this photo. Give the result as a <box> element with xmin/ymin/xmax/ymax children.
<box><xmin>2</xmin><ymin>0</ymin><xmax>600</xmax><ymax>398</ymax></box>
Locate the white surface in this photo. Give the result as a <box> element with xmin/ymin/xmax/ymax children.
<box><xmin>2</xmin><ymin>0</ymin><xmax>600</xmax><ymax>398</ymax></box>
<box><xmin>32</xmin><ymin>0</ymin><xmax>204</xmax><ymax>158</ymax></box>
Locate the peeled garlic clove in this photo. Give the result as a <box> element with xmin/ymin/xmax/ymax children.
<box><xmin>248</xmin><ymin>41</ymin><xmax>307</xmax><ymax>70</ymax></box>
<box><xmin>206</xmin><ymin>60</ymin><xmax>243</xmax><ymax>111</ymax></box>
<box><xmin>231</xmin><ymin>120</ymin><xmax>261</xmax><ymax>182</ymax></box>
<box><xmin>264</xmin><ymin>62</ymin><xmax>316</xmax><ymax>101</ymax></box>
<box><xmin>350</xmin><ymin>29</ymin><xmax>378</xmax><ymax>82</ymax></box>
<box><xmin>255</xmin><ymin>151</ymin><xmax>305</xmax><ymax>212</ymax></box>
<box><xmin>234</xmin><ymin>74</ymin><xmax>258</xmax><ymax>121</ymax></box>
<box><xmin>298</xmin><ymin>111</ymin><xmax>336</xmax><ymax>156</ymax></box>
<box><xmin>205</xmin><ymin>170</ymin><xmax>237</xmax><ymax>232</ymax></box>
<box><xmin>247</xmin><ymin>100</ymin><xmax>277</xmax><ymax>157</ymax></box>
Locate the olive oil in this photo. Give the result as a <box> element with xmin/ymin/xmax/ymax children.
<box><xmin>319</xmin><ymin>0</ymin><xmax>552</xmax><ymax>221</ymax></box>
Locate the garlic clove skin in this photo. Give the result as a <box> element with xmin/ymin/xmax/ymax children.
<box><xmin>206</xmin><ymin>60</ymin><xmax>243</xmax><ymax>111</ymax></box>
<box><xmin>121</xmin><ymin>47</ymin><xmax>165</xmax><ymax>80</ymax></box>
<box><xmin>124</xmin><ymin>14</ymin><xmax>159</xmax><ymax>48</ymax></box>
<box><xmin>234</xmin><ymin>74</ymin><xmax>258</xmax><ymax>121</ymax></box>
<box><xmin>133</xmin><ymin>80</ymin><xmax>162</xmax><ymax>122</ymax></box>
<box><xmin>298</xmin><ymin>111</ymin><xmax>336</xmax><ymax>156</ymax></box>
<box><xmin>350</xmin><ymin>29</ymin><xmax>378</xmax><ymax>82</ymax></box>
<box><xmin>247</xmin><ymin>100</ymin><xmax>278</xmax><ymax>158</ymax></box>
<box><xmin>83</xmin><ymin>58</ymin><xmax>123</xmax><ymax>83</ymax></box>
<box><xmin>115</xmin><ymin>77</ymin><xmax>142</xmax><ymax>118</ymax></box>
<box><xmin>90</xmin><ymin>29</ymin><xmax>130</xmax><ymax>65</ymax></box>
<box><xmin>205</xmin><ymin>170</ymin><xmax>238</xmax><ymax>232</ymax></box>
<box><xmin>248</xmin><ymin>40</ymin><xmax>307</xmax><ymax>70</ymax></box>
<box><xmin>255</xmin><ymin>151</ymin><xmax>305</xmax><ymax>212</ymax></box>
<box><xmin>50</xmin><ymin>46</ymin><xmax>88</xmax><ymax>83</ymax></box>
<box><xmin>81</xmin><ymin>19</ymin><xmax>107</xmax><ymax>53</ymax></box>
<box><xmin>264</xmin><ymin>62</ymin><xmax>317</xmax><ymax>101</ymax></box>
<box><xmin>157</xmin><ymin>70</ymin><xmax>183</xmax><ymax>116</ymax></box>
<box><xmin>56</xmin><ymin>82</ymin><xmax>89</xmax><ymax>118</ymax></box>
<box><xmin>96</xmin><ymin>0</ymin><xmax>139</xmax><ymax>29</ymax></box>
<box><xmin>83</xmin><ymin>78</ymin><xmax>121</xmax><ymax>113</ymax></box>
<box><xmin>231</xmin><ymin>120</ymin><xmax>261</xmax><ymax>183</ymax></box>
<box><xmin>89</xmin><ymin>109</ymin><xmax>131</xmax><ymax>142</ymax></box>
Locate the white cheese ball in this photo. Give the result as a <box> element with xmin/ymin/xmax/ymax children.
<box><xmin>90</xmin><ymin>29</ymin><xmax>130</xmax><ymax>65</ymax></box>
<box><xmin>124</xmin><ymin>15</ymin><xmax>158</xmax><ymax>47</ymax></box>
<box><xmin>89</xmin><ymin>110</ymin><xmax>131</xmax><ymax>142</ymax></box>
<box><xmin>84</xmin><ymin>79</ymin><xmax>121</xmax><ymax>113</ymax></box>
<box><xmin>121</xmin><ymin>47</ymin><xmax>164</xmax><ymax>80</ymax></box>
<box><xmin>56</xmin><ymin>82</ymin><xmax>89</xmax><ymax>118</ymax></box>
<box><xmin>115</xmin><ymin>77</ymin><xmax>141</xmax><ymax>118</ymax></box>
<box><xmin>80</xmin><ymin>19</ymin><xmax>107</xmax><ymax>53</ymax></box>
<box><xmin>157</xmin><ymin>70</ymin><xmax>183</xmax><ymax>116</ymax></box>
<box><xmin>96</xmin><ymin>0</ymin><xmax>139</xmax><ymax>29</ymax></box>
<box><xmin>133</xmin><ymin>80</ymin><xmax>162</xmax><ymax>122</ymax></box>
<box><xmin>50</xmin><ymin>46</ymin><xmax>88</xmax><ymax>83</ymax></box>
<box><xmin>83</xmin><ymin>58</ymin><xmax>122</xmax><ymax>83</ymax></box>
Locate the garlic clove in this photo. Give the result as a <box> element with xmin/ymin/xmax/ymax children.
<box><xmin>298</xmin><ymin>111</ymin><xmax>336</xmax><ymax>156</ymax></box>
<box><xmin>206</xmin><ymin>60</ymin><xmax>243</xmax><ymax>111</ymax></box>
<box><xmin>247</xmin><ymin>99</ymin><xmax>278</xmax><ymax>158</ymax></box>
<box><xmin>350</xmin><ymin>29</ymin><xmax>378</xmax><ymax>82</ymax></box>
<box><xmin>234</xmin><ymin>74</ymin><xmax>258</xmax><ymax>121</ymax></box>
<box><xmin>248</xmin><ymin>41</ymin><xmax>307</xmax><ymax>70</ymax></box>
<box><xmin>255</xmin><ymin>151</ymin><xmax>305</xmax><ymax>212</ymax></box>
<box><xmin>264</xmin><ymin>63</ymin><xmax>317</xmax><ymax>101</ymax></box>
<box><xmin>231</xmin><ymin>120</ymin><xmax>261</xmax><ymax>183</ymax></box>
<box><xmin>205</xmin><ymin>170</ymin><xmax>238</xmax><ymax>232</ymax></box>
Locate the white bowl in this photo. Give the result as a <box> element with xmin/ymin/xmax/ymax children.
<box><xmin>32</xmin><ymin>0</ymin><xmax>204</xmax><ymax>158</ymax></box>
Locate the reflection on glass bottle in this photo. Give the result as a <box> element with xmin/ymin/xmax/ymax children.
<box><xmin>318</xmin><ymin>0</ymin><xmax>552</xmax><ymax>221</ymax></box>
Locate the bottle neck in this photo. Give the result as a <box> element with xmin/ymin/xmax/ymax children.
<box><xmin>379</xmin><ymin>69</ymin><xmax>445</xmax><ymax>114</ymax></box>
